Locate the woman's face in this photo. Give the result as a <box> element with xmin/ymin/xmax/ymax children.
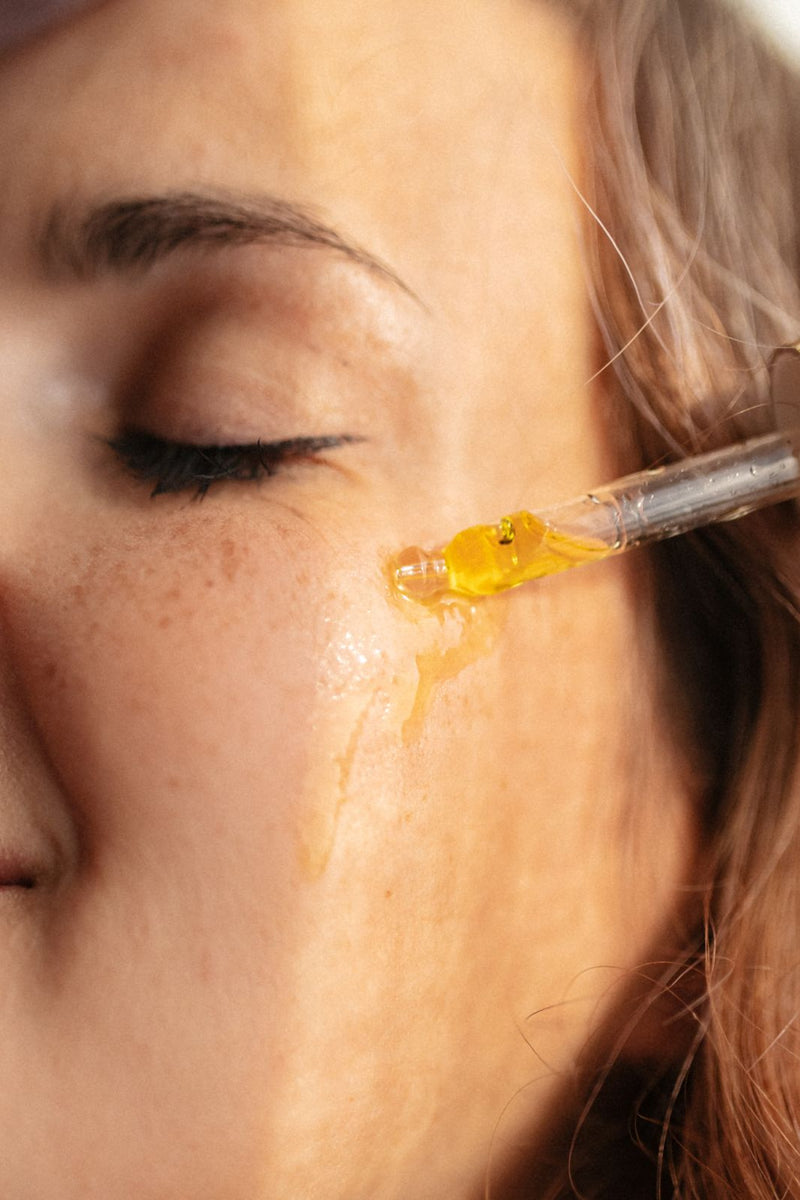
<box><xmin>0</xmin><ymin>2</ymin><xmax>694</xmax><ymax>1196</ymax></box>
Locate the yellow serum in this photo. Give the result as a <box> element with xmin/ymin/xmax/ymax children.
<box><xmin>394</xmin><ymin>510</ymin><xmax>612</xmax><ymax>602</ymax></box>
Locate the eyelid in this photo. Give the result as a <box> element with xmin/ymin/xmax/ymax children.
<box><xmin>106</xmin><ymin>429</ymin><xmax>362</xmax><ymax>498</ymax></box>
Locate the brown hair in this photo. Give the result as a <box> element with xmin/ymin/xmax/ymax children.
<box><xmin>538</xmin><ymin>0</ymin><xmax>800</xmax><ymax>1194</ymax></box>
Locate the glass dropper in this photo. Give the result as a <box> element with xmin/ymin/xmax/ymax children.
<box><xmin>393</xmin><ymin>429</ymin><xmax>800</xmax><ymax>603</ymax></box>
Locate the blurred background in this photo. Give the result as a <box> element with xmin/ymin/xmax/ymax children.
<box><xmin>739</xmin><ymin>0</ymin><xmax>800</xmax><ymax>58</ymax></box>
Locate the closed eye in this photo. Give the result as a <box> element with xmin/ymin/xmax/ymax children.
<box><xmin>107</xmin><ymin>430</ymin><xmax>361</xmax><ymax>498</ymax></box>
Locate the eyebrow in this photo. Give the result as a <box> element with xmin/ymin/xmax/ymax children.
<box><xmin>38</xmin><ymin>190</ymin><xmax>420</xmax><ymax>301</ymax></box>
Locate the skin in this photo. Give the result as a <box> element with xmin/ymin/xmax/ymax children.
<box><xmin>0</xmin><ymin>2</ymin><xmax>696</xmax><ymax>1198</ymax></box>
<box><xmin>0</xmin><ymin>0</ymin><xmax>108</xmax><ymax>52</ymax></box>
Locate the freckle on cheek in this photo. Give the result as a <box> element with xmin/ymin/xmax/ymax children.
<box><xmin>219</xmin><ymin>537</ymin><xmax>252</xmax><ymax>584</ymax></box>
<box><xmin>220</xmin><ymin>539</ymin><xmax>238</xmax><ymax>583</ymax></box>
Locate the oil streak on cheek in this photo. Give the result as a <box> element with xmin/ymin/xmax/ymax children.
<box><xmin>297</xmin><ymin>621</ymin><xmax>393</xmax><ymax>880</ymax></box>
<box><xmin>401</xmin><ymin>602</ymin><xmax>502</xmax><ymax>742</ymax></box>
<box><xmin>297</xmin><ymin>600</ymin><xmax>504</xmax><ymax>880</ymax></box>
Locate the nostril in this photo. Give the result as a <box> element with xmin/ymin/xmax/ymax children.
<box><xmin>0</xmin><ymin>858</ymin><xmax>39</xmax><ymax>889</ymax></box>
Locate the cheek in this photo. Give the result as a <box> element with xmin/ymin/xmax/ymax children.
<box><xmin>18</xmin><ymin>523</ymin><xmax>314</xmax><ymax>831</ymax></box>
<box><xmin>4</xmin><ymin>503</ymin><xmax>487</xmax><ymax>888</ymax></box>
<box><xmin>9</xmin><ymin>516</ymin><xmax>335</xmax><ymax>846</ymax></box>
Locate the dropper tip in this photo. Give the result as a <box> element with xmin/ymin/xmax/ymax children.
<box><xmin>392</xmin><ymin>546</ymin><xmax>449</xmax><ymax>602</ymax></box>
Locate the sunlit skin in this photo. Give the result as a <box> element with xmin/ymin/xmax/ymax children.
<box><xmin>0</xmin><ymin>2</ymin><xmax>696</xmax><ymax>1197</ymax></box>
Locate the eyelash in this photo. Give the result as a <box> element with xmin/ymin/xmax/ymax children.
<box><xmin>107</xmin><ymin>430</ymin><xmax>358</xmax><ymax>498</ymax></box>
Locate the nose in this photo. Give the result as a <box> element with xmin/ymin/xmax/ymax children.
<box><xmin>0</xmin><ymin>595</ymin><xmax>79</xmax><ymax>890</ymax></box>
<box><xmin>0</xmin><ymin>304</ymin><xmax>88</xmax><ymax>554</ymax></box>
<box><xmin>0</xmin><ymin>344</ymin><xmax>80</xmax><ymax>880</ymax></box>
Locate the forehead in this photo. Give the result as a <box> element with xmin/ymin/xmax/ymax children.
<box><xmin>0</xmin><ymin>0</ymin><xmax>581</xmax><ymax>265</ymax></box>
